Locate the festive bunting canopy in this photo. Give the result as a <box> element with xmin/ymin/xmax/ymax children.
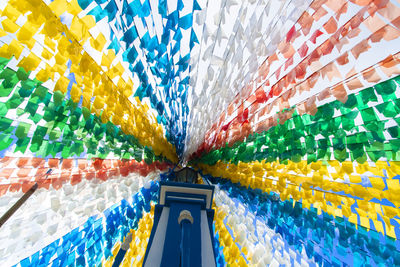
<box><xmin>0</xmin><ymin>0</ymin><xmax>400</xmax><ymax>266</ymax></box>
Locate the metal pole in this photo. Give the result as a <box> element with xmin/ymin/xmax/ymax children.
<box><xmin>0</xmin><ymin>183</ymin><xmax>38</xmax><ymax>228</ymax></box>
<box><xmin>112</xmin><ymin>233</ymin><xmax>133</xmax><ymax>267</ymax></box>
<box><xmin>180</xmin><ymin>220</ymin><xmax>192</xmax><ymax>267</ymax></box>
<box><xmin>178</xmin><ymin>210</ymin><xmax>193</xmax><ymax>267</ymax></box>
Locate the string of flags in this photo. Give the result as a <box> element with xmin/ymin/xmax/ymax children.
<box><xmin>0</xmin><ymin>0</ymin><xmax>400</xmax><ymax>266</ymax></box>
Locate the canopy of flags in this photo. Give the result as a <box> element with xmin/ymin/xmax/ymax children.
<box><xmin>0</xmin><ymin>0</ymin><xmax>400</xmax><ymax>266</ymax></box>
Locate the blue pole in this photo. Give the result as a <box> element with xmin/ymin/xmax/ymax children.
<box><xmin>112</xmin><ymin>249</ymin><xmax>127</xmax><ymax>267</ymax></box>
<box><xmin>112</xmin><ymin>233</ymin><xmax>132</xmax><ymax>267</ymax></box>
<box><xmin>180</xmin><ymin>219</ymin><xmax>192</xmax><ymax>267</ymax></box>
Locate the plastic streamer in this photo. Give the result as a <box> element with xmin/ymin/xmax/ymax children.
<box><xmin>213</xmin><ymin>187</ymin><xmax>318</xmax><ymax>266</ymax></box>
<box><xmin>12</xmin><ymin>180</ymin><xmax>159</xmax><ymax>266</ymax></box>
<box><xmin>211</xmin><ymin>177</ymin><xmax>400</xmax><ymax>266</ymax></box>
<box><xmin>1</xmin><ymin>0</ymin><xmax>400</xmax><ymax>266</ymax></box>
<box><xmin>103</xmin><ymin>206</ymin><xmax>155</xmax><ymax>266</ymax></box>
<box><xmin>0</xmin><ymin>0</ymin><xmax>181</xmax><ymax>264</ymax></box>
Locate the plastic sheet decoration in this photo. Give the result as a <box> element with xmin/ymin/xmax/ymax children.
<box><xmin>211</xmin><ymin>177</ymin><xmax>400</xmax><ymax>266</ymax></box>
<box><xmin>0</xmin><ymin>170</ymin><xmax>162</xmax><ymax>266</ymax></box>
<box><xmin>0</xmin><ymin>0</ymin><xmax>179</xmax><ymax>264</ymax></box>
<box><xmin>189</xmin><ymin>0</ymin><xmax>400</xmax><ymax>265</ymax></box>
<box><xmin>1</xmin><ymin>0</ymin><xmax>400</xmax><ymax>266</ymax></box>
<box><xmin>213</xmin><ymin>186</ymin><xmax>316</xmax><ymax>266</ymax></box>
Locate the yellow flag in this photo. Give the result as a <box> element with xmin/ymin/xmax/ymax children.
<box><xmin>1</xmin><ymin>18</ymin><xmax>19</xmax><ymax>33</ymax></box>
<box><xmin>55</xmin><ymin>76</ymin><xmax>70</xmax><ymax>94</ymax></box>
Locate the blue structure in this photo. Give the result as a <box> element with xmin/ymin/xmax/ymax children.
<box><xmin>143</xmin><ymin>168</ymin><xmax>216</xmax><ymax>267</ymax></box>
